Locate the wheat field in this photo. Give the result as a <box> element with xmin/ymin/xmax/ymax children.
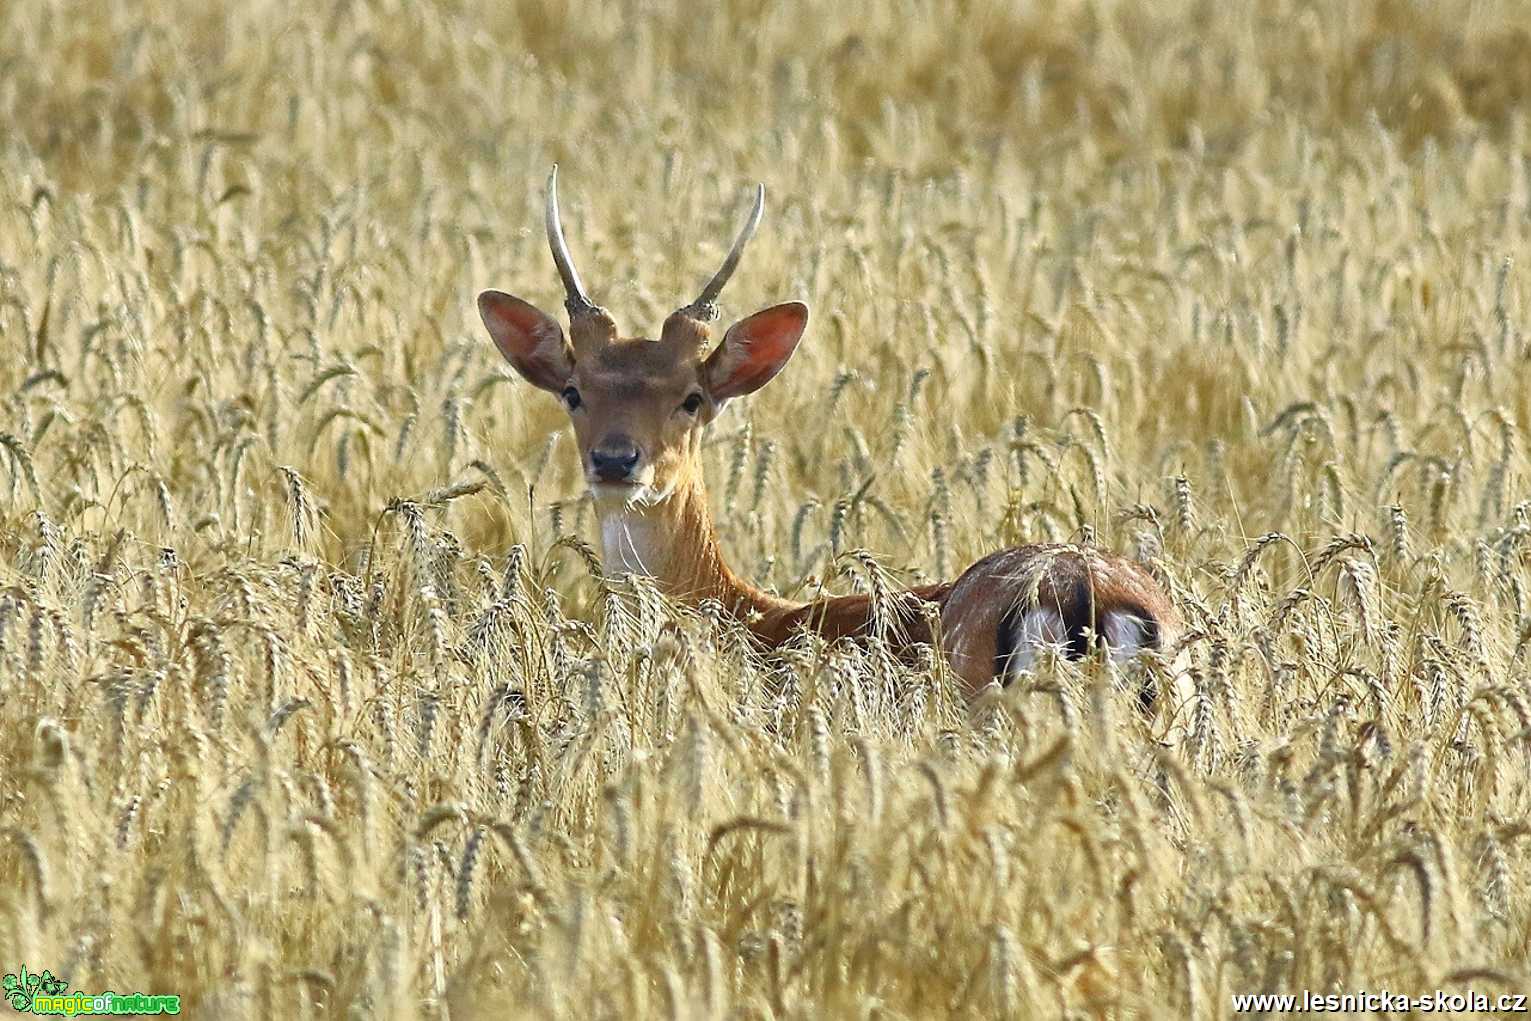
<box><xmin>2</xmin><ymin>0</ymin><xmax>1531</xmax><ymax>1016</ymax></box>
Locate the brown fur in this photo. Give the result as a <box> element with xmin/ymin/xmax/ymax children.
<box><xmin>938</xmin><ymin>545</ymin><xmax>1182</xmax><ymax>695</ymax></box>
<box><xmin>575</xmin><ymin>399</ymin><xmax>1178</xmax><ymax>699</ymax></box>
<box><xmin>477</xmin><ymin>187</ymin><xmax>1183</xmax><ymax>708</ymax></box>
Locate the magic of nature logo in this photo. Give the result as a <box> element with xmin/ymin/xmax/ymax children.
<box><xmin>3</xmin><ymin>966</ymin><xmax>181</xmax><ymax>1016</ymax></box>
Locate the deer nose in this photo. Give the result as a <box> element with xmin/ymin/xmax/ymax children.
<box><xmin>590</xmin><ymin>438</ymin><xmax>641</xmax><ymax>482</ymax></box>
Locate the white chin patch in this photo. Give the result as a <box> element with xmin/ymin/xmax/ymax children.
<box><xmin>589</xmin><ymin>480</ymin><xmax>658</xmax><ymax>506</ymax></box>
<box><xmin>598</xmin><ymin>503</ymin><xmax>662</xmax><ymax>577</ymax></box>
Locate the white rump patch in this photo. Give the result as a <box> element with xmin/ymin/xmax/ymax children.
<box><xmin>1003</xmin><ymin>608</ymin><xmax>1156</xmax><ymax>678</ymax></box>
<box><xmin>1004</xmin><ymin>608</ymin><xmax>1067</xmax><ymax>674</ymax></box>
<box><xmin>1100</xmin><ymin>611</ymin><xmax>1152</xmax><ymax>662</ymax></box>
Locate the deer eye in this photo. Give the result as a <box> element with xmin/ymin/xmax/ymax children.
<box><xmin>681</xmin><ymin>393</ymin><xmax>704</xmax><ymax>415</ymax></box>
<box><xmin>561</xmin><ymin>386</ymin><xmax>582</xmax><ymax>410</ymax></box>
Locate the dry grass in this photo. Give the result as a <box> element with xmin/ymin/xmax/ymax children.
<box><xmin>3</xmin><ymin>0</ymin><xmax>1531</xmax><ymax>1016</ymax></box>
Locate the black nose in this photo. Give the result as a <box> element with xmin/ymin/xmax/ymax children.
<box><xmin>591</xmin><ymin>439</ymin><xmax>640</xmax><ymax>482</ymax></box>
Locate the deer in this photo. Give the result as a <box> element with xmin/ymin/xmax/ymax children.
<box><xmin>477</xmin><ymin>168</ymin><xmax>1190</xmax><ymax>732</ymax></box>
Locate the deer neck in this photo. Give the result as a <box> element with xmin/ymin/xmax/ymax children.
<box><xmin>594</xmin><ymin>472</ymin><xmax>793</xmax><ymax>621</ymax></box>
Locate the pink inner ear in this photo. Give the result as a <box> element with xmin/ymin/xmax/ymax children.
<box><xmin>478</xmin><ymin>291</ymin><xmax>571</xmax><ymax>391</ymax></box>
<box><xmin>712</xmin><ymin>302</ymin><xmax>808</xmax><ymax>399</ymax></box>
<box><xmin>480</xmin><ymin>292</ymin><xmax>552</xmax><ymax>361</ymax></box>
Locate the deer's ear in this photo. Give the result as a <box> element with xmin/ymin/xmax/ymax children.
<box><xmin>703</xmin><ymin>302</ymin><xmax>808</xmax><ymax>402</ymax></box>
<box><xmin>478</xmin><ymin>290</ymin><xmax>574</xmax><ymax>392</ymax></box>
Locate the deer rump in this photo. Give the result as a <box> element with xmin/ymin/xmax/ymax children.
<box><xmin>933</xmin><ymin>544</ymin><xmax>1176</xmax><ymax>698</ymax></box>
<box><xmin>764</xmin><ymin>546</ymin><xmax>1173</xmax><ymax>698</ymax></box>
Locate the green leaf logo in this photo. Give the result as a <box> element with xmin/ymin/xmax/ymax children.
<box><xmin>3</xmin><ymin>966</ymin><xmax>67</xmax><ymax>1011</ymax></box>
<box><xmin>3</xmin><ymin>968</ymin><xmax>32</xmax><ymax>1012</ymax></box>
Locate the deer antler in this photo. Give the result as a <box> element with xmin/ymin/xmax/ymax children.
<box><xmin>545</xmin><ymin>165</ymin><xmax>596</xmax><ymax>316</ymax></box>
<box><xmin>675</xmin><ymin>183</ymin><xmax>765</xmax><ymax>323</ymax></box>
<box><xmin>545</xmin><ymin>165</ymin><xmax>616</xmax><ymax>350</ymax></box>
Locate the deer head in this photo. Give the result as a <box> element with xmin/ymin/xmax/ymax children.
<box><xmin>478</xmin><ymin>167</ymin><xmax>809</xmax><ymax>508</ymax></box>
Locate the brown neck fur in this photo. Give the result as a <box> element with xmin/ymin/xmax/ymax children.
<box><xmin>597</xmin><ymin>465</ymin><xmax>793</xmax><ymax>619</ymax></box>
<box><xmin>596</xmin><ymin>463</ymin><xmax>948</xmax><ymax>649</ymax></box>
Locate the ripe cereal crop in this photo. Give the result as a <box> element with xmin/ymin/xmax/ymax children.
<box><xmin>2</xmin><ymin>1</ymin><xmax>1530</xmax><ymax>1016</ymax></box>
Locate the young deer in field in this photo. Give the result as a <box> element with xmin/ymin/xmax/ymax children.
<box><xmin>478</xmin><ymin>168</ymin><xmax>1187</xmax><ymax>721</ymax></box>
